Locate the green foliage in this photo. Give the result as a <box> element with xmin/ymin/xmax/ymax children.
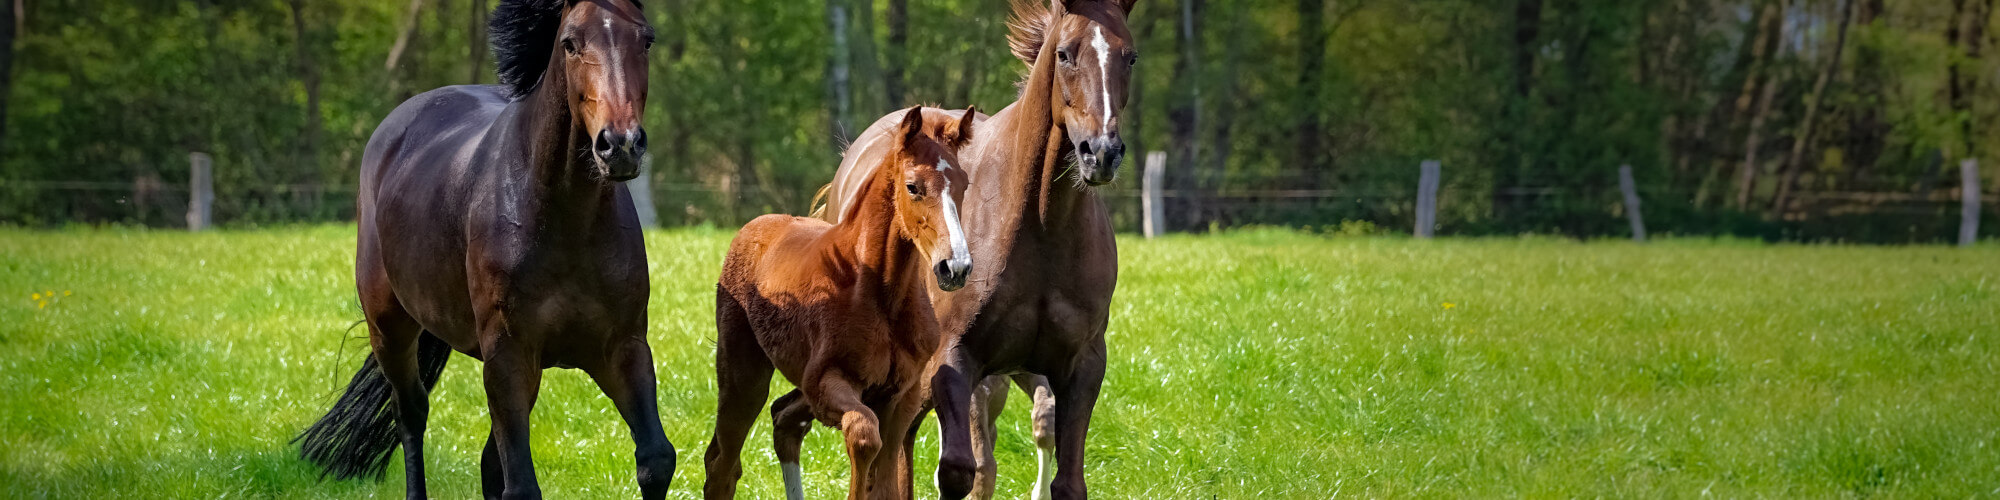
<box><xmin>0</xmin><ymin>0</ymin><xmax>1994</xmax><ymax>239</ymax></box>
<box><xmin>3</xmin><ymin>227</ymin><xmax>1998</xmax><ymax>496</ymax></box>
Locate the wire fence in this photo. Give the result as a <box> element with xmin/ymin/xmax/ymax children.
<box><xmin>5</xmin><ymin>157</ymin><xmax>1995</xmax><ymax>244</ymax></box>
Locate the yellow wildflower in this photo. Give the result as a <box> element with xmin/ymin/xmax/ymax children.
<box><xmin>1442</xmin><ymin>302</ymin><xmax>1457</xmax><ymax>309</ymax></box>
<box><xmin>38</xmin><ymin>301</ymin><xmax>47</xmax><ymax>309</ymax></box>
<box><xmin>63</xmin><ymin>291</ymin><xmax>71</xmax><ymax>296</ymax></box>
<box><xmin>30</xmin><ymin>293</ymin><xmax>39</xmax><ymax>301</ymax></box>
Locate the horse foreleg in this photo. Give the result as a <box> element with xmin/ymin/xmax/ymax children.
<box><xmin>482</xmin><ymin>335</ymin><xmax>545</xmax><ymax>500</ymax></box>
<box><xmin>481</xmin><ymin>431</ymin><xmax>502</xmax><ymax>500</ymax></box>
<box><xmin>1047</xmin><ymin>351</ymin><xmax>1104</xmax><ymax>500</ymax></box>
<box><xmin>967</xmin><ymin>375</ymin><xmax>1010</xmax><ymax>500</ymax></box>
<box><xmin>770</xmin><ymin>389</ymin><xmax>812</xmax><ymax>500</ymax></box>
<box><xmin>869</xmin><ymin>390</ymin><xmax>925</xmax><ymax>500</ymax></box>
<box><xmin>587</xmin><ymin>339</ymin><xmax>678</xmax><ymax>500</ymax></box>
<box><xmin>811</xmin><ymin>376</ymin><xmax>881</xmax><ymax>500</ymax></box>
<box><xmin>1012</xmin><ymin>373</ymin><xmax>1056</xmax><ymax>500</ymax></box>
<box><xmin>929</xmin><ymin>361</ymin><xmax>980</xmax><ymax>499</ymax></box>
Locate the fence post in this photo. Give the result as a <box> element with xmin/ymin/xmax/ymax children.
<box><xmin>1143</xmin><ymin>151</ymin><xmax>1166</xmax><ymax>238</ymax></box>
<box><xmin>628</xmin><ymin>153</ymin><xmax>659</xmax><ymax>229</ymax></box>
<box><xmin>1964</xmin><ymin>158</ymin><xmax>1982</xmax><ymax>247</ymax></box>
<box><xmin>1619</xmin><ymin>164</ymin><xmax>1647</xmax><ymax>242</ymax></box>
<box><xmin>1415</xmin><ymin>160</ymin><xmax>1439</xmax><ymax>238</ymax></box>
<box><xmin>187</xmin><ymin>152</ymin><xmax>212</xmax><ymax>231</ymax></box>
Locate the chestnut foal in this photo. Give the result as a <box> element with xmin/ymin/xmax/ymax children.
<box><xmin>704</xmin><ymin>107</ymin><xmax>976</xmax><ymax>500</ymax></box>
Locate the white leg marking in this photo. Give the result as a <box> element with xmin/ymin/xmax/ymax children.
<box><xmin>783</xmin><ymin>461</ymin><xmax>806</xmax><ymax>500</ymax></box>
<box><xmin>1032</xmin><ymin>446</ymin><xmax>1053</xmax><ymax>500</ymax></box>
<box><xmin>1091</xmin><ymin>26</ymin><xmax>1114</xmax><ymax>131</ymax></box>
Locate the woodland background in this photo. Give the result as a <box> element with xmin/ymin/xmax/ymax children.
<box><xmin>1</xmin><ymin>0</ymin><xmax>1996</xmax><ymax>242</ymax></box>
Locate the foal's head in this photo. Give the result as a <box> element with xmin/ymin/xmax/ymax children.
<box><xmin>493</xmin><ymin>0</ymin><xmax>654</xmax><ymax>181</ymax></box>
<box><xmin>884</xmin><ymin>108</ymin><xmax>976</xmax><ymax>291</ymax></box>
<box><xmin>1011</xmin><ymin>0</ymin><xmax>1140</xmax><ymax>186</ymax></box>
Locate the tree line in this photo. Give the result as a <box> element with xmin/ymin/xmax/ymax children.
<box><xmin>0</xmin><ymin>0</ymin><xmax>1994</xmax><ymax>242</ymax></box>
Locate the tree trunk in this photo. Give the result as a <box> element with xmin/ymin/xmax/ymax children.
<box><xmin>883</xmin><ymin>0</ymin><xmax>906</xmax><ymax>106</ymax></box>
<box><xmin>1168</xmin><ymin>0</ymin><xmax>1203</xmax><ymax>230</ymax></box>
<box><xmin>289</xmin><ymin>0</ymin><xmax>322</xmax><ymax>181</ymax></box>
<box><xmin>825</xmin><ymin>0</ymin><xmax>853</xmax><ymax>146</ymax></box>
<box><xmin>1946</xmin><ymin>0</ymin><xmax>1991</xmax><ymax>158</ymax></box>
<box><xmin>1698</xmin><ymin>0</ymin><xmax>1779</xmax><ymax>208</ymax></box>
<box><xmin>1495</xmin><ymin>0</ymin><xmax>1541</xmax><ymax>219</ymax></box>
<box><xmin>1294</xmin><ymin>0</ymin><xmax>1325</xmax><ymax>185</ymax></box>
<box><xmin>0</xmin><ymin>0</ymin><xmax>15</xmax><ymax>157</ymax></box>
<box><xmin>470</xmin><ymin>0</ymin><xmax>488</xmax><ymax>83</ymax></box>
<box><xmin>385</xmin><ymin>0</ymin><xmax>427</xmax><ymax>98</ymax></box>
<box><xmin>1772</xmin><ymin>0</ymin><xmax>1854</xmax><ymax>214</ymax></box>
<box><xmin>1733</xmin><ymin>0</ymin><xmax>1788</xmax><ymax>210</ymax></box>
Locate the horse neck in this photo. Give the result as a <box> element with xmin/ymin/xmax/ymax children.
<box><xmin>980</xmin><ymin>36</ymin><xmax>1094</xmax><ymax>233</ymax></box>
<box><xmin>828</xmin><ymin>167</ymin><xmax>927</xmax><ymax>309</ymax></box>
<box><xmin>503</xmin><ymin>54</ymin><xmax>616</xmax><ymax>224</ymax></box>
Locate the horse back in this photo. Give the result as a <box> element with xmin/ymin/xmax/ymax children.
<box><xmin>820</xmin><ymin>107</ymin><xmax>987</xmax><ymax>224</ymax></box>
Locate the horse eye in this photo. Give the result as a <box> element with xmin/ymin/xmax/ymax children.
<box><xmin>1056</xmin><ymin>47</ymin><xmax>1072</xmax><ymax>64</ymax></box>
<box><xmin>1127</xmin><ymin>53</ymin><xmax>1139</xmax><ymax>66</ymax></box>
<box><xmin>562</xmin><ymin>37</ymin><xmax>578</xmax><ymax>55</ymax></box>
<box><xmin>906</xmin><ymin>182</ymin><xmax>923</xmax><ymax>197</ymax></box>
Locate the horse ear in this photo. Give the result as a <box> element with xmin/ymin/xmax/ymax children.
<box><xmin>1118</xmin><ymin>0</ymin><xmax>1138</xmax><ymax>14</ymax></box>
<box><xmin>895</xmin><ymin>107</ymin><xmax>925</xmax><ymax>147</ymax></box>
<box><xmin>947</xmin><ymin>106</ymin><xmax>977</xmax><ymax>147</ymax></box>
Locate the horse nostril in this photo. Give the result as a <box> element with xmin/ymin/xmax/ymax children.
<box><xmin>632</xmin><ymin>128</ymin><xmax>648</xmax><ymax>155</ymax></box>
<box><xmin>1077</xmin><ymin>139</ymin><xmax>1095</xmax><ymax>156</ymax></box>
<box><xmin>594</xmin><ymin>129</ymin><xmax>616</xmax><ymax>157</ymax></box>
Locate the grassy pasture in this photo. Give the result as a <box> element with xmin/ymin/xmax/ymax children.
<box><xmin>1</xmin><ymin>226</ymin><xmax>1997</xmax><ymax>498</ymax></box>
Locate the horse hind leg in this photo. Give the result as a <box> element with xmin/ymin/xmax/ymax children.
<box><xmin>966</xmin><ymin>375</ymin><xmax>1010</xmax><ymax>500</ymax></box>
<box><xmin>585</xmin><ymin>337</ymin><xmax>678</xmax><ymax>500</ymax></box>
<box><xmin>372</xmin><ymin>310</ymin><xmax>451</xmax><ymax>500</ymax></box>
<box><xmin>1012</xmin><ymin>374</ymin><xmax>1056</xmax><ymax>500</ymax></box>
<box><xmin>704</xmin><ymin>290</ymin><xmax>773</xmax><ymax>500</ymax></box>
<box><xmin>770</xmin><ymin>389</ymin><xmax>813</xmax><ymax>500</ymax></box>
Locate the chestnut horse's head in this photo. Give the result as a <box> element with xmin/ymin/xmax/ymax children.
<box><xmin>492</xmin><ymin>0</ymin><xmax>654</xmax><ymax>181</ymax></box>
<box><xmin>1012</xmin><ymin>0</ymin><xmax>1139</xmax><ymax>186</ymax></box>
<box><xmin>886</xmin><ymin>107</ymin><xmax>976</xmax><ymax>291</ymax></box>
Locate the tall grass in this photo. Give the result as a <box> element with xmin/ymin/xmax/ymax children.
<box><xmin>1</xmin><ymin>226</ymin><xmax>1995</xmax><ymax>498</ymax></box>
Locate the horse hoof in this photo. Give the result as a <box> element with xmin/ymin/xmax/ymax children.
<box><xmin>937</xmin><ymin>454</ymin><xmax>977</xmax><ymax>499</ymax></box>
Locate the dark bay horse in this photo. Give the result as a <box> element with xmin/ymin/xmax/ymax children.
<box><xmin>815</xmin><ymin>1</ymin><xmax>1138</xmax><ymax>498</ymax></box>
<box><xmin>296</xmin><ymin>1</ymin><xmax>671</xmax><ymax>499</ymax></box>
<box><xmin>704</xmin><ymin>107</ymin><xmax>976</xmax><ymax>500</ymax></box>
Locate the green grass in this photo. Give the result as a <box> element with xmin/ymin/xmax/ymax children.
<box><xmin>2</xmin><ymin>225</ymin><xmax>1998</xmax><ymax>498</ymax></box>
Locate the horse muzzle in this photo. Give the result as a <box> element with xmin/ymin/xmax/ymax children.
<box><xmin>934</xmin><ymin>257</ymin><xmax>971</xmax><ymax>292</ymax></box>
<box><xmin>1074</xmin><ymin>134</ymin><xmax>1123</xmax><ymax>186</ymax></box>
<box><xmin>594</xmin><ymin>127</ymin><xmax>647</xmax><ymax>182</ymax></box>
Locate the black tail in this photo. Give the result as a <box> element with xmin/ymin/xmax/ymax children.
<box><xmin>295</xmin><ymin>333</ymin><xmax>452</xmax><ymax>481</ymax></box>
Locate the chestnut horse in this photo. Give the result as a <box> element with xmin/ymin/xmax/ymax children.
<box><xmin>703</xmin><ymin>107</ymin><xmax>976</xmax><ymax>500</ymax></box>
<box><xmin>815</xmin><ymin>1</ymin><xmax>1138</xmax><ymax>498</ymax></box>
<box><xmin>295</xmin><ymin>1</ymin><xmax>671</xmax><ymax>499</ymax></box>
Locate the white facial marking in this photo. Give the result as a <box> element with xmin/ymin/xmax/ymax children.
<box><xmin>1091</xmin><ymin>26</ymin><xmax>1114</xmax><ymax>131</ymax></box>
<box><xmin>940</xmin><ymin>177</ymin><xmax>971</xmax><ymax>269</ymax></box>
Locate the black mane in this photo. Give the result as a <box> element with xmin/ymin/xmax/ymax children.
<box><xmin>490</xmin><ymin>0</ymin><xmax>566</xmax><ymax>99</ymax></box>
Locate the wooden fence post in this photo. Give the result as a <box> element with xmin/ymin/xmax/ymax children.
<box><xmin>1619</xmin><ymin>164</ymin><xmax>1647</xmax><ymax>242</ymax></box>
<box><xmin>1143</xmin><ymin>151</ymin><xmax>1165</xmax><ymax>238</ymax></box>
<box><xmin>1964</xmin><ymin>158</ymin><xmax>1982</xmax><ymax>247</ymax></box>
<box><xmin>628</xmin><ymin>153</ymin><xmax>658</xmax><ymax>229</ymax></box>
<box><xmin>187</xmin><ymin>152</ymin><xmax>212</xmax><ymax>231</ymax></box>
<box><xmin>1415</xmin><ymin>160</ymin><xmax>1439</xmax><ymax>238</ymax></box>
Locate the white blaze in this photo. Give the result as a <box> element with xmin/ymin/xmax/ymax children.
<box><xmin>1091</xmin><ymin>26</ymin><xmax>1114</xmax><ymax>131</ymax></box>
<box><xmin>939</xmin><ymin>164</ymin><xmax>971</xmax><ymax>271</ymax></box>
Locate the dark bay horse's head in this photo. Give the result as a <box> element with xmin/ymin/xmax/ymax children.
<box><xmin>886</xmin><ymin>107</ymin><xmax>976</xmax><ymax>291</ymax></box>
<box><xmin>1013</xmin><ymin>0</ymin><xmax>1140</xmax><ymax>186</ymax></box>
<box><xmin>493</xmin><ymin>0</ymin><xmax>655</xmax><ymax>181</ymax></box>
<box><xmin>564</xmin><ymin>0</ymin><xmax>653</xmax><ymax>181</ymax></box>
